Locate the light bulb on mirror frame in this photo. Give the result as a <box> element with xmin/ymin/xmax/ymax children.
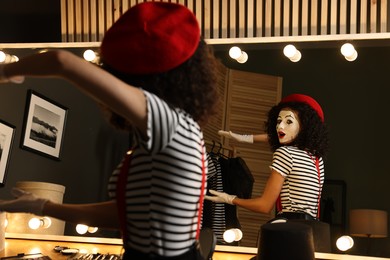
<box><xmin>340</xmin><ymin>43</ymin><xmax>358</xmax><ymax>62</ymax></box>
<box><xmin>87</xmin><ymin>226</ymin><xmax>98</xmax><ymax>233</ymax></box>
<box><xmin>229</xmin><ymin>46</ymin><xmax>242</xmax><ymax>59</ymax></box>
<box><xmin>283</xmin><ymin>44</ymin><xmax>297</xmax><ymax>58</ymax></box>
<box><xmin>223</xmin><ymin>228</ymin><xmax>243</xmax><ymax>243</ymax></box>
<box><xmin>76</xmin><ymin>224</ymin><xmax>99</xmax><ymax>235</ymax></box>
<box><xmin>336</xmin><ymin>235</ymin><xmax>354</xmax><ymax>251</ymax></box>
<box><xmin>28</xmin><ymin>217</ymin><xmax>52</xmax><ymax>230</ymax></box>
<box><xmin>0</xmin><ymin>51</ymin><xmax>6</xmax><ymax>63</ymax></box>
<box><xmin>236</xmin><ymin>51</ymin><xmax>248</xmax><ymax>63</ymax></box>
<box><xmin>76</xmin><ymin>224</ymin><xmax>89</xmax><ymax>235</ymax></box>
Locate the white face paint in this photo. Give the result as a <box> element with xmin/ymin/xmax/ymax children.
<box><xmin>276</xmin><ymin>109</ymin><xmax>300</xmax><ymax>144</ymax></box>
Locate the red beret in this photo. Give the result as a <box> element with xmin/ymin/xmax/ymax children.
<box><xmin>281</xmin><ymin>94</ymin><xmax>324</xmax><ymax>122</ymax></box>
<box><xmin>100</xmin><ymin>2</ymin><xmax>200</xmax><ymax>75</ymax></box>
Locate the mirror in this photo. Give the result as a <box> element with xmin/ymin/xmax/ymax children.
<box><xmin>209</xmin><ymin>36</ymin><xmax>390</xmax><ymax>257</ymax></box>
<box><xmin>1</xmin><ymin>35</ymin><xmax>390</xmax><ymax>257</ymax></box>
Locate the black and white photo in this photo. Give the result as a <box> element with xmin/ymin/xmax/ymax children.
<box><xmin>21</xmin><ymin>90</ymin><xmax>68</xmax><ymax>160</ymax></box>
<box><xmin>0</xmin><ymin>120</ymin><xmax>15</xmax><ymax>186</ymax></box>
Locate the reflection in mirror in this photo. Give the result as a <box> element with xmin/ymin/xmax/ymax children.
<box><xmin>206</xmin><ymin>34</ymin><xmax>390</xmax><ymax>257</ymax></box>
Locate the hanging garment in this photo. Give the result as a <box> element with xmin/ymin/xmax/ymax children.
<box><xmin>203</xmin><ymin>151</ymin><xmax>254</xmax><ymax>245</ymax></box>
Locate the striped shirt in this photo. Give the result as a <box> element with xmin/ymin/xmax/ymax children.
<box><xmin>108</xmin><ymin>90</ymin><xmax>207</xmax><ymax>257</ymax></box>
<box><xmin>271</xmin><ymin>146</ymin><xmax>324</xmax><ymax>218</ymax></box>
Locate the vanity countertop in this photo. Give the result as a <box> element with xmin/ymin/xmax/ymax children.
<box><xmin>1</xmin><ymin>234</ymin><xmax>388</xmax><ymax>260</ymax></box>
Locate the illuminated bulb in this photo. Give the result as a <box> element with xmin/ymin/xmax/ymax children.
<box><xmin>83</xmin><ymin>49</ymin><xmax>97</xmax><ymax>62</ymax></box>
<box><xmin>88</xmin><ymin>226</ymin><xmax>98</xmax><ymax>233</ymax></box>
<box><xmin>290</xmin><ymin>50</ymin><xmax>302</xmax><ymax>62</ymax></box>
<box><xmin>0</xmin><ymin>51</ymin><xmax>5</xmax><ymax>63</ymax></box>
<box><xmin>345</xmin><ymin>50</ymin><xmax>358</xmax><ymax>62</ymax></box>
<box><xmin>28</xmin><ymin>217</ymin><xmax>51</xmax><ymax>230</ymax></box>
<box><xmin>11</xmin><ymin>55</ymin><xmax>19</xmax><ymax>62</ymax></box>
<box><xmin>28</xmin><ymin>218</ymin><xmax>41</xmax><ymax>230</ymax></box>
<box><xmin>4</xmin><ymin>218</ymin><xmax>8</xmax><ymax>228</ymax></box>
<box><xmin>236</xmin><ymin>51</ymin><xmax>248</xmax><ymax>63</ymax></box>
<box><xmin>223</xmin><ymin>228</ymin><xmax>243</xmax><ymax>243</ymax></box>
<box><xmin>340</xmin><ymin>43</ymin><xmax>355</xmax><ymax>57</ymax></box>
<box><xmin>283</xmin><ymin>44</ymin><xmax>297</xmax><ymax>58</ymax></box>
<box><xmin>229</xmin><ymin>46</ymin><xmax>242</xmax><ymax>59</ymax></box>
<box><xmin>76</xmin><ymin>224</ymin><xmax>89</xmax><ymax>235</ymax></box>
<box><xmin>336</xmin><ymin>235</ymin><xmax>354</xmax><ymax>251</ymax></box>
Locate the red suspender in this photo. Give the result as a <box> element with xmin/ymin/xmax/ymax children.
<box><xmin>117</xmin><ymin>150</ymin><xmax>132</xmax><ymax>244</ymax></box>
<box><xmin>315</xmin><ymin>157</ymin><xmax>322</xmax><ymax>218</ymax></box>
<box><xmin>196</xmin><ymin>142</ymin><xmax>206</xmax><ymax>240</ymax></box>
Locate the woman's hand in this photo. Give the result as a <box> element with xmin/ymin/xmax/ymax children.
<box><xmin>0</xmin><ymin>188</ymin><xmax>48</xmax><ymax>216</ymax></box>
<box><xmin>218</xmin><ymin>130</ymin><xmax>254</xmax><ymax>143</ymax></box>
<box><xmin>204</xmin><ymin>190</ymin><xmax>237</xmax><ymax>205</ymax></box>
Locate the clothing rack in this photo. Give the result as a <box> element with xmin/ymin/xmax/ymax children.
<box><xmin>204</xmin><ymin>139</ymin><xmax>237</xmax><ymax>158</ymax></box>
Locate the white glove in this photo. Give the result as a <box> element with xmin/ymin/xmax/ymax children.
<box><xmin>0</xmin><ymin>188</ymin><xmax>49</xmax><ymax>216</ymax></box>
<box><xmin>0</xmin><ymin>64</ymin><xmax>25</xmax><ymax>84</ymax></box>
<box><xmin>218</xmin><ymin>130</ymin><xmax>254</xmax><ymax>143</ymax></box>
<box><xmin>204</xmin><ymin>189</ymin><xmax>237</xmax><ymax>205</ymax></box>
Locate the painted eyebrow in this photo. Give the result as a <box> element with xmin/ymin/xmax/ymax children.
<box><xmin>278</xmin><ymin>114</ymin><xmax>296</xmax><ymax>119</ymax></box>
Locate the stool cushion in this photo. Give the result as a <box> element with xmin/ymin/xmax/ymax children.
<box><xmin>258</xmin><ymin>222</ymin><xmax>315</xmax><ymax>260</ymax></box>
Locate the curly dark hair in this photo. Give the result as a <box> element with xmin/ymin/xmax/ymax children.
<box><xmin>99</xmin><ymin>38</ymin><xmax>220</xmax><ymax>130</ymax></box>
<box><xmin>265</xmin><ymin>101</ymin><xmax>329</xmax><ymax>158</ymax></box>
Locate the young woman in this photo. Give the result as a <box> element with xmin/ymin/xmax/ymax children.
<box><xmin>206</xmin><ymin>94</ymin><xmax>329</xmax><ymax>221</ymax></box>
<box><xmin>0</xmin><ymin>2</ymin><xmax>219</xmax><ymax>259</ymax></box>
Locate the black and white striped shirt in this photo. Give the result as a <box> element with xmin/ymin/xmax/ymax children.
<box><xmin>271</xmin><ymin>146</ymin><xmax>324</xmax><ymax>218</ymax></box>
<box><xmin>108</xmin><ymin>90</ymin><xmax>206</xmax><ymax>257</ymax></box>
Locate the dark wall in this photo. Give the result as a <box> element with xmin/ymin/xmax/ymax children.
<box><xmin>213</xmin><ymin>43</ymin><xmax>390</xmax><ymax>257</ymax></box>
<box><xmin>0</xmin><ymin>48</ymin><xmax>129</xmax><ymax>237</ymax></box>
<box><xmin>0</xmin><ymin>0</ymin><xmax>61</xmax><ymax>42</ymax></box>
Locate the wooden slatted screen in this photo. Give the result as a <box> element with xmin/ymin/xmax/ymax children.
<box><xmin>203</xmin><ymin>66</ymin><xmax>282</xmax><ymax>247</ymax></box>
<box><xmin>61</xmin><ymin>0</ymin><xmax>389</xmax><ymax>42</ymax></box>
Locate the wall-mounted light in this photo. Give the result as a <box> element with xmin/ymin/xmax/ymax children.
<box><xmin>229</xmin><ymin>46</ymin><xmax>248</xmax><ymax>63</ymax></box>
<box><xmin>223</xmin><ymin>228</ymin><xmax>243</xmax><ymax>243</ymax></box>
<box><xmin>340</xmin><ymin>43</ymin><xmax>358</xmax><ymax>61</ymax></box>
<box><xmin>83</xmin><ymin>49</ymin><xmax>100</xmax><ymax>64</ymax></box>
<box><xmin>336</xmin><ymin>235</ymin><xmax>354</xmax><ymax>252</ymax></box>
<box><xmin>283</xmin><ymin>44</ymin><xmax>302</xmax><ymax>62</ymax></box>
<box><xmin>28</xmin><ymin>217</ymin><xmax>52</xmax><ymax>230</ymax></box>
<box><xmin>76</xmin><ymin>224</ymin><xmax>99</xmax><ymax>235</ymax></box>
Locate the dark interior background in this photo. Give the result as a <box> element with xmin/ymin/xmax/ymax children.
<box><xmin>1</xmin><ymin>0</ymin><xmax>390</xmax><ymax>257</ymax></box>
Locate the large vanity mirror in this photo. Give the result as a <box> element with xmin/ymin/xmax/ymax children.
<box><xmin>1</xmin><ymin>34</ymin><xmax>390</xmax><ymax>257</ymax></box>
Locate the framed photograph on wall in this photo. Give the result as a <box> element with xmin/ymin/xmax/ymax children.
<box><xmin>21</xmin><ymin>90</ymin><xmax>68</xmax><ymax>160</ymax></box>
<box><xmin>0</xmin><ymin>120</ymin><xmax>15</xmax><ymax>186</ymax></box>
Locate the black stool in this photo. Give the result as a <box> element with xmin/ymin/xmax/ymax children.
<box><xmin>257</xmin><ymin>222</ymin><xmax>315</xmax><ymax>260</ymax></box>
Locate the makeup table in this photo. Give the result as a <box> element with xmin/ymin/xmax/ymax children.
<box><xmin>0</xmin><ymin>234</ymin><xmax>389</xmax><ymax>260</ymax></box>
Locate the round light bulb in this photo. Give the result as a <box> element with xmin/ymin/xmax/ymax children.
<box><xmin>290</xmin><ymin>50</ymin><xmax>302</xmax><ymax>62</ymax></box>
<box><xmin>88</xmin><ymin>226</ymin><xmax>98</xmax><ymax>233</ymax></box>
<box><xmin>283</xmin><ymin>44</ymin><xmax>297</xmax><ymax>58</ymax></box>
<box><xmin>336</xmin><ymin>235</ymin><xmax>354</xmax><ymax>251</ymax></box>
<box><xmin>229</xmin><ymin>46</ymin><xmax>242</xmax><ymax>59</ymax></box>
<box><xmin>83</xmin><ymin>49</ymin><xmax>97</xmax><ymax>62</ymax></box>
<box><xmin>223</xmin><ymin>229</ymin><xmax>236</xmax><ymax>243</ymax></box>
<box><xmin>76</xmin><ymin>224</ymin><xmax>89</xmax><ymax>235</ymax></box>
<box><xmin>0</xmin><ymin>51</ymin><xmax>6</xmax><ymax>63</ymax></box>
<box><xmin>28</xmin><ymin>218</ymin><xmax>41</xmax><ymax>230</ymax></box>
<box><xmin>345</xmin><ymin>50</ymin><xmax>358</xmax><ymax>62</ymax></box>
<box><xmin>341</xmin><ymin>43</ymin><xmax>355</xmax><ymax>57</ymax></box>
<box><xmin>223</xmin><ymin>228</ymin><xmax>243</xmax><ymax>243</ymax></box>
<box><xmin>236</xmin><ymin>52</ymin><xmax>248</xmax><ymax>63</ymax></box>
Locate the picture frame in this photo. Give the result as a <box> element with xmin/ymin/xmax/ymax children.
<box><xmin>21</xmin><ymin>90</ymin><xmax>68</xmax><ymax>160</ymax></box>
<box><xmin>0</xmin><ymin>120</ymin><xmax>15</xmax><ymax>186</ymax></box>
<box><xmin>320</xmin><ymin>179</ymin><xmax>347</xmax><ymax>232</ymax></box>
